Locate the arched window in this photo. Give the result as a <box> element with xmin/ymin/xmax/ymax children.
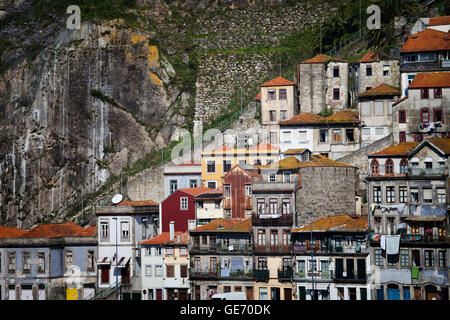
<box><xmin>371</xmin><ymin>159</ymin><xmax>379</xmax><ymax>175</ymax></box>
<box><xmin>385</xmin><ymin>158</ymin><xmax>394</xmax><ymax>175</ymax></box>
<box><xmin>400</xmin><ymin>158</ymin><xmax>408</xmax><ymax>174</ymax></box>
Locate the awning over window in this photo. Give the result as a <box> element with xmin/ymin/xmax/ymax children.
<box><xmin>405</xmin><ymin>216</ymin><xmax>446</xmax><ymax>222</ymax></box>
<box><xmin>117</xmin><ymin>257</ymin><xmax>131</xmax><ymax>268</ymax></box>
<box><xmin>97</xmin><ymin>257</ymin><xmax>111</xmax><ymax>265</ymax></box>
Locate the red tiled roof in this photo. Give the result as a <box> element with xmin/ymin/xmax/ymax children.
<box><xmin>393</xmin><ymin>95</ymin><xmax>408</xmax><ymax>106</ymax></box>
<box><xmin>359</xmin><ymin>50</ymin><xmax>394</xmax><ymax>62</ymax></box>
<box><xmin>190</xmin><ymin>218</ymin><xmax>251</xmax><ymax>232</ymax></box>
<box><xmin>280</xmin><ymin>110</ymin><xmax>359</xmax><ymax>125</ymax></box>
<box><xmin>75</xmin><ymin>226</ymin><xmax>97</xmax><ymax>237</ymax></box>
<box><xmin>408</xmin><ymin>72</ymin><xmax>450</xmax><ymax>88</ymax></box>
<box><xmin>428</xmin><ymin>15</ymin><xmax>450</xmax><ymax>26</ymax></box>
<box><xmin>260</xmin><ymin>76</ymin><xmax>295</xmax><ymax>87</ymax></box>
<box><xmin>401</xmin><ymin>29</ymin><xmax>450</xmax><ymax>52</ymax></box>
<box><xmin>0</xmin><ymin>225</ymin><xmax>27</xmax><ymax>238</ymax></box>
<box><xmin>118</xmin><ymin>200</ymin><xmax>158</xmax><ymax>206</ymax></box>
<box><xmin>425</xmin><ymin>138</ymin><xmax>450</xmax><ymax>154</ymax></box>
<box><xmin>254</xmin><ymin>91</ymin><xmax>261</xmax><ymax>101</ymax></box>
<box><xmin>371</xmin><ymin>142</ymin><xmax>419</xmax><ymax>156</ymax></box>
<box><xmin>261</xmin><ymin>155</ymin><xmax>352</xmax><ymax>169</ymax></box>
<box><xmin>300</xmin><ymin>54</ymin><xmax>346</xmax><ymax>64</ymax></box>
<box><xmin>249</xmin><ymin>142</ymin><xmax>279</xmax><ymax>153</ymax></box>
<box><xmin>283</xmin><ymin>148</ymin><xmax>308</xmax><ymax>155</ymax></box>
<box><xmin>292</xmin><ymin>214</ymin><xmax>368</xmax><ymax>232</ymax></box>
<box><xmin>179</xmin><ymin>187</ymin><xmax>214</xmax><ymax>196</ymax></box>
<box><xmin>22</xmin><ymin>223</ymin><xmax>94</xmax><ymax>238</ymax></box>
<box><xmin>140</xmin><ymin>231</ymin><xmax>189</xmax><ymax>245</ymax></box>
<box><xmin>358</xmin><ymin>83</ymin><xmax>401</xmax><ymax>97</ymax></box>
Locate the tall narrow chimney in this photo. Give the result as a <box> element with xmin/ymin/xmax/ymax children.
<box><xmin>177</xmin><ymin>234</ymin><xmax>181</xmax><ymax>243</ymax></box>
<box><xmin>169</xmin><ymin>221</ymin><xmax>175</xmax><ymax>240</ymax></box>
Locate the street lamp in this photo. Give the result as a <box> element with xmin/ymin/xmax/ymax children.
<box><xmin>112</xmin><ymin>217</ymin><xmax>119</xmax><ymax>300</ymax></box>
<box><xmin>306</xmin><ymin>211</ymin><xmax>314</xmax><ymax>301</ymax></box>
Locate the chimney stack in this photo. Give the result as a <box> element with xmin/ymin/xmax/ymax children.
<box><xmin>169</xmin><ymin>221</ymin><xmax>175</xmax><ymax>240</ymax></box>
<box><xmin>177</xmin><ymin>234</ymin><xmax>181</xmax><ymax>243</ymax></box>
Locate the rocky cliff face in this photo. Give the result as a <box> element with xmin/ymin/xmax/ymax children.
<box><xmin>0</xmin><ymin>0</ymin><xmax>331</xmax><ymax>228</ymax></box>
<box><xmin>0</xmin><ymin>18</ymin><xmax>187</xmax><ymax>228</ymax></box>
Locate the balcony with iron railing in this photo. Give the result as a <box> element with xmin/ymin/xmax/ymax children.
<box><xmin>189</xmin><ymin>267</ymin><xmax>253</xmax><ymax>280</ymax></box>
<box><xmin>408</xmin><ymin>167</ymin><xmax>446</xmax><ymax>177</ymax></box>
<box><xmin>333</xmin><ymin>272</ymin><xmax>368</xmax><ymax>283</ymax></box>
<box><xmin>253</xmin><ymin>269</ymin><xmax>270</xmax><ymax>281</ymax></box>
<box><xmin>293</xmin><ymin>244</ymin><xmax>369</xmax><ymax>255</ymax></box>
<box><xmin>400</xmin><ymin>60</ymin><xmax>450</xmax><ymax>72</ymax></box>
<box><xmin>252</xmin><ymin>213</ymin><xmax>293</xmax><ymax>226</ymax></box>
<box><xmin>294</xmin><ymin>270</ymin><xmax>334</xmax><ymax>282</ymax></box>
<box><xmin>253</xmin><ymin>244</ymin><xmax>292</xmax><ymax>255</ymax></box>
<box><xmin>400</xmin><ymin>233</ymin><xmax>450</xmax><ymax>244</ymax></box>
<box><xmin>277</xmin><ymin>269</ymin><xmax>294</xmax><ymax>281</ymax></box>
<box><xmin>189</xmin><ymin>244</ymin><xmax>253</xmax><ymax>254</ymax></box>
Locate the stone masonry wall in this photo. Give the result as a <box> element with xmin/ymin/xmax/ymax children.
<box><xmin>296</xmin><ymin>166</ymin><xmax>358</xmax><ymax>227</ymax></box>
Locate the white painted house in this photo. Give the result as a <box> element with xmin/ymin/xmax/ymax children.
<box><xmin>96</xmin><ymin>199</ymin><xmax>159</xmax><ymax>300</ymax></box>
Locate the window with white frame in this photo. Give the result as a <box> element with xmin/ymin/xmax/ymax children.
<box><xmin>268</xmin><ymin>90</ymin><xmax>276</xmax><ymax>100</ymax></box>
<box><xmin>145</xmin><ymin>265</ymin><xmax>152</xmax><ymax>277</ymax></box>
<box><xmin>8</xmin><ymin>252</ymin><xmax>16</xmax><ymax>273</ymax></box>
<box><xmin>166</xmin><ymin>247</ymin><xmax>173</xmax><ymax>256</ymax></box>
<box><xmin>180</xmin><ymin>247</ymin><xmax>187</xmax><ymax>256</ymax></box>
<box><xmin>437</xmin><ymin>188</ymin><xmax>446</xmax><ymax>203</ymax></box>
<box><xmin>374</xmin><ymin>102</ymin><xmax>384</xmax><ymax>115</ymax></box>
<box><xmin>100</xmin><ymin>220</ymin><xmax>109</xmax><ymax>241</ymax></box>
<box><xmin>65</xmin><ymin>250</ymin><xmax>73</xmax><ymax>272</ymax></box>
<box><xmin>283</xmin><ymin>172</ymin><xmax>291</xmax><ymax>182</ymax></box>
<box><xmin>298</xmin><ymin>130</ymin><xmax>307</xmax><ymax>142</ymax></box>
<box><xmin>375</xmin><ymin>249</ymin><xmax>383</xmax><ymax>266</ymax></box>
<box><xmin>399</xmin><ymin>186</ymin><xmax>408</xmax><ymax>203</ymax></box>
<box><xmin>145</xmin><ymin>247</ymin><xmax>151</xmax><ymax>256</ymax></box>
<box><xmin>245</xmin><ymin>185</ymin><xmax>252</xmax><ymax>196</ymax></box>
<box><xmin>22</xmin><ymin>252</ymin><xmax>31</xmax><ymax>273</ymax></box>
<box><xmin>224</xmin><ymin>185</ymin><xmax>231</xmax><ymax>197</ymax></box>
<box><xmin>87</xmin><ymin>250</ymin><xmax>95</xmax><ymax>271</ymax></box>
<box><xmin>207</xmin><ymin>160</ymin><xmax>216</xmax><ymax>173</ymax></box>
<box><xmin>180</xmin><ymin>197</ymin><xmax>188</xmax><ymax>210</ymax></box>
<box><xmin>154</xmin><ymin>247</ymin><xmax>162</xmax><ymax>256</ymax></box>
<box><xmin>386</xmin><ymin>186</ymin><xmax>395</xmax><ymax>203</ymax></box>
<box><xmin>400</xmin><ymin>249</ymin><xmax>409</xmax><ymax>267</ymax></box>
<box><xmin>121</xmin><ymin>220</ymin><xmax>130</xmax><ymax>241</ymax></box>
<box><xmin>155</xmin><ymin>265</ymin><xmax>163</xmax><ymax>277</ymax></box>
<box><xmin>283</xmin><ymin>131</ymin><xmax>291</xmax><ymax>143</ymax></box>
<box><xmin>189</xmin><ymin>179</ymin><xmax>198</xmax><ymax>188</ymax></box>
<box><xmin>269</xmin><ymin>173</ymin><xmax>276</xmax><ymax>182</ymax></box>
<box><xmin>169</xmin><ymin>179</ymin><xmax>178</xmax><ymax>195</ymax></box>
<box><xmin>361</xmin><ymin>102</ymin><xmax>371</xmax><ymax>116</ymax></box>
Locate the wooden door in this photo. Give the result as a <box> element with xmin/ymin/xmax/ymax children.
<box><xmin>156</xmin><ymin>289</ymin><xmax>163</xmax><ymax>300</ymax></box>
<box><xmin>246</xmin><ymin>287</ymin><xmax>253</xmax><ymax>300</ymax></box>
<box><xmin>284</xmin><ymin>288</ymin><xmax>292</xmax><ymax>300</ymax></box>
<box><xmin>414</xmin><ymin>288</ymin><xmax>422</xmax><ymax>300</ymax></box>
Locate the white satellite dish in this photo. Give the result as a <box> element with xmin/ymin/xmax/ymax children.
<box><xmin>112</xmin><ymin>194</ymin><xmax>123</xmax><ymax>205</ymax></box>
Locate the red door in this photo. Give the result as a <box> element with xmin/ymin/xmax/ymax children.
<box><xmin>101</xmin><ymin>267</ymin><xmax>110</xmax><ymax>284</ymax></box>
<box><xmin>156</xmin><ymin>289</ymin><xmax>163</xmax><ymax>300</ymax></box>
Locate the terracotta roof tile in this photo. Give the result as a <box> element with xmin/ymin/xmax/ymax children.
<box><xmin>254</xmin><ymin>91</ymin><xmax>261</xmax><ymax>101</ymax></box>
<box><xmin>180</xmin><ymin>187</ymin><xmax>214</xmax><ymax>197</ymax></box>
<box><xmin>408</xmin><ymin>72</ymin><xmax>450</xmax><ymax>88</ymax></box>
<box><xmin>426</xmin><ymin>138</ymin><xmax>450</xmax><ymax>154</ymax></box>
<box><xmin>280</xmin><ymin>110</ymin><xmax>359</xmax><ymax>125</ymax></box>
<box><xmin>23</xmin><ymin>222</ymin><xmax>94</xmax><ymax>238</ymax></box>
<box><xmin>118</xmin><ymin>200</ymin><xmax>159</xmax><ymax>206</ymax></box>
<box><xmin>260</xmin><ymin>76</ymin><xmax>295</xmax><ymax>87</ymax></box>
<box><xmin>371</xmin><ymin>142</ymin><xmax>419</xmax><ymax>156</ymax></box>
<box><xmin>359</xmin><ymin>50</ymin><xmax>394</xmax><ymax>62</ymax></box>
<box><xmin>428</xmin><ymin>15</ymin><xmax>450</xmax><ymax>26</ymax></box>
<box><xmin>140</xmin><ymin>231</ymin><xmax>189</xmax><ymax>245</ymax></box>
<box><xmin>300</xmin><ymin>54</ymin><xmax>346</xmax><ymax>64</ymax></box>
<box><xmin>283</xmin><ymin>148</ymin><xmax>308</xmax><ymax>155</ymax></box>
<box><xmin>401</xmin><ymin>29</ymin><xmax>450</xmax><ymax>52</ymax></box>
<box><xmin>261</xmin><ymin>155</ymin><xmax>352</xmax><ymax>169</ymax></box>
<box><xmin>0</xmin><ymin>225</ymin><xmax>27</xmax><ymax>238</ymax></box>
<box><xmin>292</xmin><ymin>214</ymin><xmax>368</xmax><ymax>232</ymax></box>
<box><xmin>190</xmin><ymin>218</ymin><xmax>251</xmax><ymax>233</ymax></box>
<box><xmin>358</xmin><ymin>83</ymin><xmax>401</xmax><ymax>97</ymax></box>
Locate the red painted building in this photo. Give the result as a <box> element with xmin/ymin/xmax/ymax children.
<box><xmin>222</xmin><ymin>165</ymin><xmax>260</xmax><ymax>219</ymax></box>
<box><xmin>161</xmin><ymin>187</ymin><xmax>212</xmax><ymax>232</ymax></box>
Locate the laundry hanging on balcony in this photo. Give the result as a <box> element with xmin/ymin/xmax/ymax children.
<box><xmin>380</xmin><ymin>204</ymin><xmax>405</xmax><ymax>214</ymax></box>
<box><xmin>385</xmin><ymin>235</ymin><xmax>401</xmax><ymax>255</ymax></box>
